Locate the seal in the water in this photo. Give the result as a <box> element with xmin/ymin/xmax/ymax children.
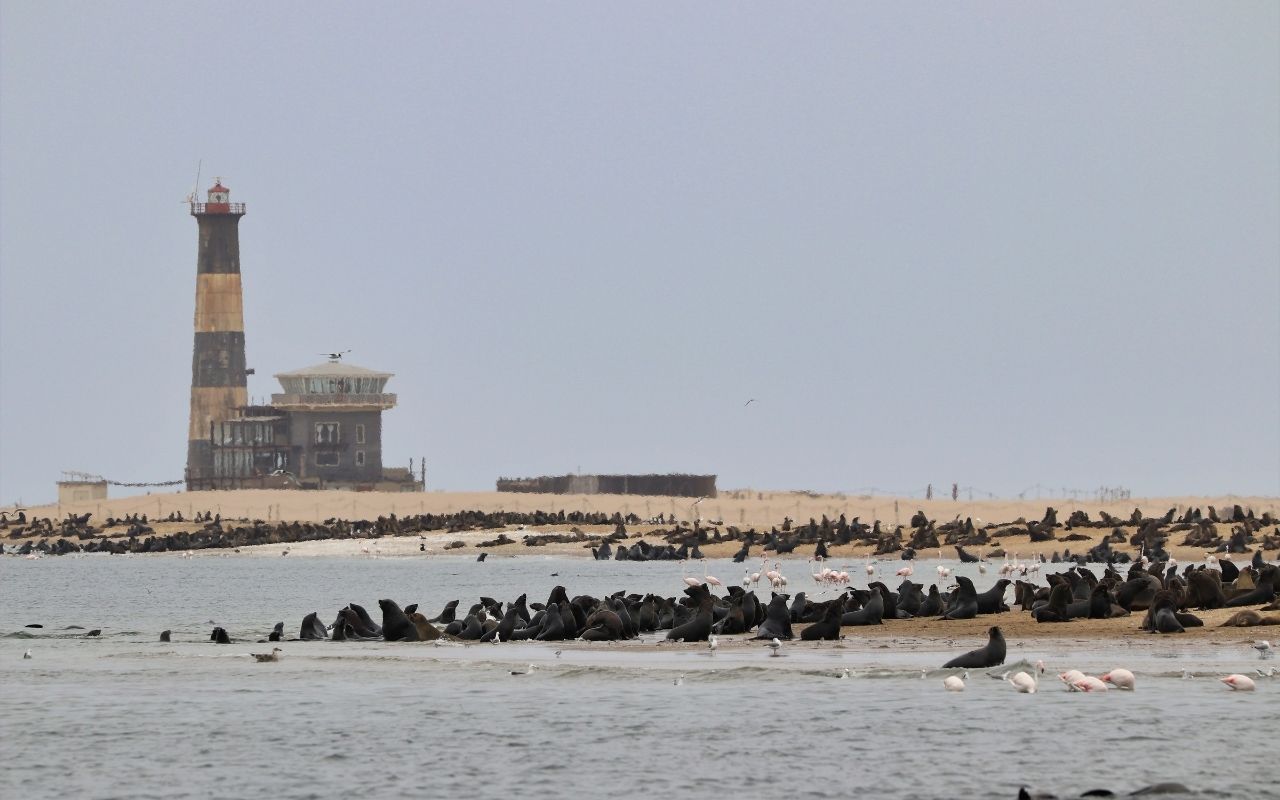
<box><xmin>299</xmin><ymin>612</ymin><xmax>328</xmax><ymax>640</ymax></box>
<box><xmin>268</xmin><ymin>622</ymin><xmax>284</xmax><ymax>642</ymax></box>
<box><xmin>210</xmin><ymin>627</ymin><xmax>231</xmax><ymax>644</ymax></box>
<box><xmin>159</xmin><ymin>630</ymin><xmax>171</xmax><ymax>642</ymax></box>
<box><xmin>428</xmin><ymin>600</ymin><xmax>459</xmax><ymax>624</ymax></box>
<box><xmin>378</xmin><ymin>599</ymin><xmax>421</xmax><ymax>642</ymax></box>
<box><xmin>942</xmin><ymin>625</ymin><xmax>1005</xmax><ymax>668</ymax></box>
<box><xmin>347</xmin><ymin>603</ymin><xmax>382</xmax><ymax>637</ymax></box>
<box><xmin>407</xmin><ymin>611</ymin><xmax>442</xmax><ymax>640</ymax></box>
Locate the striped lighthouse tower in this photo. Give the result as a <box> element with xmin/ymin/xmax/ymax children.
<box><xmin>185</xmin><ymin>179</ymin><xmax>249</xmax><ymax>489</ymax></box>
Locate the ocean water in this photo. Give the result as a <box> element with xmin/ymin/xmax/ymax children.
<box><xmin>1</xmin><ymin>554</ymin><xmax>1274</xmax><ymax>800</ymax></box>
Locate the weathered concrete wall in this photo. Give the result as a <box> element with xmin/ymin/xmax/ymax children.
<box><xmin>496</xmin><ymin>474</ymin><xmax>717</xmax><ymax>498</ymax></box>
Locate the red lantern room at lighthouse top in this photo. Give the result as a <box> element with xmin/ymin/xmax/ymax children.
<box><xmin>191</xmin><ymin>179</ymin><xmax>245</xmax><ymax>216</ymax></box>
<box><xmin>206</xmin><ymin>180</ymin><xmax>232</xmax><ymax>212</ymax></box>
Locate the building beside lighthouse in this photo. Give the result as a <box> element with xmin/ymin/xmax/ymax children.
<box><xmin>183</xmin><ymin>180</ymin><xmax>421</xmax><ymax>492</ymax></box>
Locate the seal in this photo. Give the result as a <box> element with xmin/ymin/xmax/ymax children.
<box><xmin>975</xmin><ymin>579</ymin><xmax>1011</xmax><ymax>614</ymax></box>
<box><xmin>377</xmin><ymin>599</ymin><xmax>421</xmax><ymax>642</ymax></box>
<box><xmin>800</xmin><ymin>594</ymin><xmax>845</xmax><ymax>641</ymax></box>
<box><xmin>841</xmin><ymin>586</ymin><xmax>884</xmax><ymax>626</ymax></box>
<box><xmin>1220</xmin><ymin>609</ymin><xmax>1280</xmax><ymax>627</ymax></box>
<box><xmin>1225</xmin><ymin>566</ymin><xmax>1277</xmax><ymax>607</ymax></box>
<box><xmin>1143</xmin><ymin>591</ymin><xmax>1186</xmax><ymax>634</ymax></box>
<box><xmin>268</xmin><ymin>622</ymin><xmax>284</xmax><ymax>642</ymax></box>
<box><xmin>666</xmin><ymin>584</ymin><xmax>713</xmax><ymax>642</ymax></box>
<box><xmin>918</xmin><ymin>584</ymin><xmax>943</xmax><ymax>617</ymax></box>
<box><xmin>1186</xmin><ymin>570</ymin><xmax>1226</xmax><ymax>610</ymax></box>
<box><xmin>299</xmin><ymin>612</ymin><xmax>328</xmax><ymax>641</ymax></box>
<box><xmin>1032</xmin><ymin>583</ymin><xmax>1072</xmax><ymax>623</ymax></box>
<box><xmin>754</xmin><ymin>594</ymin><xmax>794</xmax><ymax>640</ymax></box>
<box><xmin>428</xmin><ymin>600</ymin><xmax>459</xmax><ymax>624</ymax></box>
<box><xmin>536</xmin><ymin>602</ymin><xmax>567</xmax><ymax>641</ymax></box>
<box><xmin>159</xmin><ymin>630</ymin><xmax>171</xmax><ymax>642</ymax></box>
<box><xmin>210</xmin><ymin>626</ymin><xmax>231</xmax><ymax>644</ymax></box>
<box><xmin>941</xmin><ymin>576</ymin><xmax>979</xmax><ymax>620</ymax></box>
<box><xmin>941</xmin><ymin>625</ymin><xmax>1005</xmax><ymax>668</ymax></box>
<box><xmin>347</xmin><ymin>603</ymin><xmax>383</xmax><ymax>637</ymax></box>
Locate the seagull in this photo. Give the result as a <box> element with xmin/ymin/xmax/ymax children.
<box><xmin>320</xmin><ymin>350</ymin><xmax>351</xmax><ymax>361</ymax></box>
<box><xmin>744</xmin><ymin>399</ymin><xmax>756</xmax><ymax>407</ymax></box>
<box><xmin>673</xmin><ymin>673</ymin><xmax>684</xmax><ymax>686</ymax></box>
<box><xmin>767</xmin><ymin>637</ymin><xmax>782</xmax><ymax>657</ymax></box>
<box><xmin>708</xmin><ymin>635</ymin><xmax>719</xmax><ymax>654</ymax></box>
<box><xmin>838</xmin><ymin>668</ymin><xmax>851</xmax><ymax>679</ymax></box>
<box><xmin>22</xmin><ymin>649</ymin><xmax>32</xmax><ymax>659</ymax></box>
<box><xmin>554</xmin><ymin>649</ymin><xmax>562</xmax><ymax>658</ymax></box>
<box><xmin>251</xmin><ymin>648</ymin><xmax>283</xmax><ymax>663</ymax></box>
<box><xmin>1253</xmin><ymin>640</ymin><xmax>1273</xmax><ymax>659</ymax></box>
<box><xmin>1255</xmin><ymin>667</ymin><xmax>1277</xmax><ymax>678</ymax></box>
<box><xmin>510</xmin><ymin>664</ymin><xmax>535</xmax><ymax>676</ymax></box>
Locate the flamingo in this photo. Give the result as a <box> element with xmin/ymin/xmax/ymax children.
<box><xmin>837</xmin><ymin>567</ymin><xmax>850</xmax><ymax>584</ymax></box>
<box><xmin>680</xmin><ymin>560</ymin><xmax>701</xmax><ymax>589</ymax></box>
<box><xmin>936</xmin><ymin>564</ymin><xmax>951</xmax><ymax>579</ymax></box>
<box><xmin>977</xmin><ymin>560</ymin><xmax>987</xmax><ymax>575</ymax></box>
<box><xmin>809</xmin><ymin>557</ymin><xmax>824</xmax><ymax>585</ymax></box>
<box><xmin>741</xmin><ymin>569</ymin><xmax>751</xmax><ymax>589</ymax></box>
<box><xmin>1221</xmin><ymin>674</ymin><xmax>1256</xmax><ymax>691</ymax></box>
<box><xmin>943</xmin><ymin>671</ymin><xmax>968</xmax><ymax>692</ymax></box>
<box><xmin>1059</xmin><ymin>669</ymin><xmax>1086</xmax><ymax>688</ymax></box>
<box><xmin>701</xmin><ymin>559</ymin><xmax>722</xmax><ymax>588</ymax></box>
<box><xmin>1071</xmin><ymin>676</ymin><xmax>1108</xmax><ymax>693</ymax></box>
<box><xmin>1101</xmin><ymin>668</ymin><xmax>1135</xmax><ymax>690</ymax></box>
<box><xmin>1008</xmin><ymin>670</ymin><xmax>1038</xmax><ymax>693</ymax></box>
<box><xmin>765</xmin><ymin>562</ymin><xmax>782</xmax><ymax>590</ymax></box>
<box><xmin>896</xmin><ymin>563</ymin><xmax>914</xmax><ymax>578</ymax></box>
<box><xmin>865</xmin><ymin>560</ymin><xmax>876</xmax><ymax>577</ymax></box>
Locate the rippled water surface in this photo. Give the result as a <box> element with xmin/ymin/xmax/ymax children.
<box><xmin>1</xmin><ymin>555</ymin><xmax>1274</xmax><ymax>800</ymax></box>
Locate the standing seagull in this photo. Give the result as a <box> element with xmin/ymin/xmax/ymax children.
<box><xmin>1253</xmin><ymin>640</ymin><xmax>1273</xmax><ymax>659</ymax></box>
<box><xmin>22</xmin><ymin>649</ymin><xmax>32</xmax><ymax>659</ymax></box>
<box><xmin>708</xmin><ymin>635</ymin><xmax>719</xmax><ymax>654</ymax></box>
<box><xmin>767</xmin><ymin>638</ymin><xmax>782</xmax><ymax>657</ymax></box>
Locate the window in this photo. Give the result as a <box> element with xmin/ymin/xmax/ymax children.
<box><xmin>315</xmin><ymin>452</ymin><xmax>340</xmax><ymax>467</ymax></box>
<box><xmin>355</xmin><ymin>450</ymin><xmax>365</xmax><ymax>466</ymax></box>
<box><xmin>314</xmin><ymin>422</ymin><xmax>339</xmax><ymax>444</ymax></box>
<box><xmin>355</xmin><ymin>424</ymin><xmax>366</xmax><ymax>444</ymax></box>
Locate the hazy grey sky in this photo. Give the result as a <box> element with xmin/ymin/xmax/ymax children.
<box><xmin>2</xmin><ymin>3</ymin><xmax>1277</xmax><ymax>505</ymax></box>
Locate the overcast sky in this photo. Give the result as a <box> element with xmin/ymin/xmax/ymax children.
<box><xmin>1</xmin><ymin>3</ymin><xmax>1277</xmax><ymax>505</ymax></box>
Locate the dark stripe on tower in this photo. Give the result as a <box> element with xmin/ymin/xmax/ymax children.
<box><xmin>191</xmin><ymin>332</ymin><xmax>248</xmax><ymax>387</ymax></box>
<box><xmin>196</xmin><ymin>215</ymin><xmax>242</xmax><ymax>274</ymax></box>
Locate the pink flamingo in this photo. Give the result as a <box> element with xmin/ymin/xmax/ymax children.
<box><xmin>1071</xmin><ymin>676</ymin><xmax>1108</xmax><ymax>693</ymax></box>
<box><xmin>680</xmin><ymin>560</ymin><xmax>701</xmax><ymax>589</ymax></box>
<box><xmin>1101</xmin><ymin>668</ymin><xmax>1135</xmax><ymax>690</ymax></box>
<box><xmin>1007</xmin><ymin>671</ymin><xmax>1038</xmax><ymax>693</ymax></box>
<box><xmin>896</xmin><ymin>563</ymin><xmax>914</xmax><ymax>578</ymax></box>
<box><xmin>701</xmin><ymin>559</ymin><xmax>722</xmax><ymax>588</ymax></box>
<box><xmin>1221</xmin><ymin>674</ymin><xmax>1256</xmax><ymax>691</ymax></box>
<box><xmin>1059</xmin><ymin>669</ymin><xmax>1086</xmax><ymax>689</ymax></box>
<box><xmin>943</xmin><ymin>672</ymin><xmax>967</xmax><ymax>691</ymax></box>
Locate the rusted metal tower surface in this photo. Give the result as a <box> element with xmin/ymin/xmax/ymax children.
<box><xmin>185</xmin><ymin>180</ymin><xmax>249</xmax><ymax>488</ymax></box>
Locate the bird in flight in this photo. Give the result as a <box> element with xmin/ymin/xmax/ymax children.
<box><xmin>320</xmin><ymin>350</ymin><xmax>351</xmax><ymax>361</ymax></box>
<box><xmin>744</xmin><ymin>399</ymin><xmax>756</xmax><ymax>407</ymax></box>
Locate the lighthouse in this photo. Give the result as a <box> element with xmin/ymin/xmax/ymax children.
<box><xmin>185</xmin><ymin>180</ymin><xmax>250</xmax><ymax>489</ymax></box>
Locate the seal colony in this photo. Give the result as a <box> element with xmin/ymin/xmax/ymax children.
<box><xmin>3</xmin><ymin>501</ymin><xmax>1278</xmax><ymax>561</ymax></box>
<box><xmin>167</xmin><ymin>544</ymin><xmax>1279</xmax><ymax>659</ymax></box>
